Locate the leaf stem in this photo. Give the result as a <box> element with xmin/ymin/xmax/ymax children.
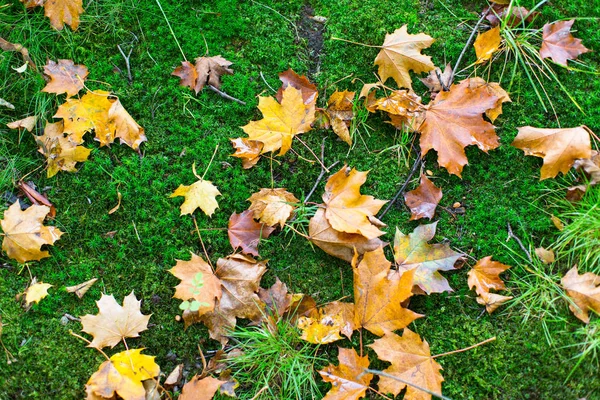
<box><xmin>432</xmin><ymin>336</ymin><xmax>496</xmax><ymax>359</ymax></box>
<box><xmin>155</xmin><ymin>0</ymin><xmax>187</xmax><ymax>62</ymax></box>
<box><xmin>69</xmin><ymin>330</ymin><xmax>110</xmax><ymax>360</ymax></box>
<box><xmin>201</xmin><ymin>144</ymin><xmax>219</xmax><ymax>180</ymax></box>
<box><xmin>330</xmin><ymin>36</ymin><xmax>381</xmax><ymax>49</ymax></box>
<box><xmin>362</xmin><ymin>368</ymin><xmax>453</xmax><ymax>400</ymax></box>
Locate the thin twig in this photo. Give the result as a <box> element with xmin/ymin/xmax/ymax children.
<box><xmin>296</xmin><ymin>137</ymin><xmax>329</xmax><ymax>171</ymax></box>
<box><xmin>432</xmin><ymin>336</ymin><xmax>496</xmax><ymax>358</ymax></box>
<box><xmin>362</xmin><ymin>369</ymin><xmax>453</xmax><ymax>400</ymax></box>
<box><xmin>506</xmin><ymin>223</ymin><xmax>533</xmax><ymax>262</ymax></box>
<box><xmin>193</xmin><ymin>216</ymin><xmax>214</xmax><ymax>270</ymax></box>
<box><xmin>117</xmin><ymin>44</ymin><xmax>133</xmax><ymax>83</ymax></box>
<box><xmin>379</xmin><ymin>153</ymin><xmax>422</xmax><ymax>218</ymax></box>
<box><xmin>155</xmin><ymin>0</ymin><xmax>187</xmax><ymax>61</ymax></box>
<box><xmin>304</xmin><ymin>139</ymin><xmax>339</xmax><ymax>203</ymax></box>
<box><xmin>249</xmin><ymin>386</ymin><xmax>269</xmax><ymax>400</ymax></box>
<box><xmin>69</xmin><ymin>331</ymin><xmax>110</xmax><ymax>360</ymax></box>
<box><xmin>206</xmin><ymin>85</ymin><xmax>246</xmax><ymax>105</ymax></box>
<box><xmin>260</xmin><ymin>71</ymin><xmax>276</xmax><ymax>92</ymax></box>
<box><xmin>447</xmin><ymin>10</ymin><xmax>489</xmax><ymax>87</ymax></box>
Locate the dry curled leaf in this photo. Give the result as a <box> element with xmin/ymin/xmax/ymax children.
<box><xmin>561</xmin><ymin>266</ymin><xmax>600</xmax><ymax>323</ymax></box>
<box><xmin>227</xmin><ymin>210</ymin><xmax>275</xmax><ymax>257</ymax></box>
<box><xmin>230</xmin><ymin>138</ymin><xmax>263</xmax><ymax>169</ymax></box>
<box><xmin>540</xmin><ymin>20</ymin><xmax>589</xmax><ymax>67</ymax></box>
<box><xmin>326</xmin><ymin>90</ymin><xmax>355</xmax><ymax>145</ymax></box>
<box><xmin>374</xmin><ymin>25</ymin><xmax>435</xmax><ymax>90</ymax></box>
<box><xmin>474</xmin><ymin>26</ymin><xmax>501</xmax><ymax>64</ymax></box>
<box><xmin>172</xmin><ymin>55</ymin><xmax>233</xmax><ymax>94</ymax></box>
<box><xmin>247</xmin><ymin>188</ymin><xmax>299</xmax><ymax>228</ymax></box>
<box><xmin>1</xmin><ymin>201</ymin><xmax>63</xmax><ymax>263</ymax></box>
<box><xmin>66</xmin><ymin>278</ymin><xmax>98</xmax><ymax>299</ymax></box>
<box><xmin>419</xmin><ymin>63</ymin><xmax>452</xmax><ymax>94</ymax></box>
<box><xmin>80</xmin><ymin>291</ymin><xmax>151</xmax><ymax>349</ymax></box>
<box><xmin>17</xmin><ymin>180</ymin><xmax>55</xmax><ymax>218</ymax></box>
<box><xmin>35</xmin><ymin>121</ymin><xmax>91</xmax><ymax>178</ymax></box>
<box><xmin>404</xmin><ymin>174</ymin><xmax>442</xmax><ymax>220</ymax></box>
<box><xmin>258</xmin><ymin>277</ymin><xmax>292</xmax><ymax>319</ymax></box>
<box><xmin>319</xmin><ymin>347</ymin><xmax>373</xmax><ymax>400</ymax></box>
<box><xmin>24</xmin><ymin>279</ymin><xmax>52</xmax><ymax>306</ymax></box>
<box><xmin>511</xmin><ymin>126</ymin><xmax>592</xmax><ymax>180</ymax></box>
<box><xmin>7</xmin><ymin>116</ymin><xmax>37</xmax><ymax>132</ymax></box>
<box><xmin>41</xmin><ymin>59</ymin><xmax>88</xmax><ymax>97</ymax></box>
<box><xmin>0</xmin><ymin>37</ymin><xmax>36</xmax><ymax>69</ymax></box>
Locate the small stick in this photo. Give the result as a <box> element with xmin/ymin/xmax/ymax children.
<box><xmin>260</xmin><ymin>71</ymin><xmax>276</xmax><ymax>92</ymax></box>
<box><xmin>304</xmin><ymin>139</ymin><xmax>339</xmax><ymax>203</ymax></box>
<box><xmin>362</xmin><ymin>369</ymin><xmax>452</xmax><ymax>400</ymax></box>
<box><xmin>379</xmin><ymin>153</ymin><xmax>422</xmax><ymax>218</ymax></box>
<box><xmin>249</xmin><ymin>386</ymin><xmax>269</xmax><ymax>400</ymax></box>
<box><xmin>207</xmin><ymin>85</ymin><xmax>246</xmax><ymax>105</ymax></box>
<box><xmin>296</xmin><ymin>137</ymin><xmax>329</xmax><ymax>172</ymax></box>
<box><xmin>447</xmin><ymin>10</ymin><xmax>489</xmax><ymax>88</ymax></box>
<box><xmin>117</xmin><ymin>44</ymin><xmax>133</xmax><ymax>83</ymax></box>
<box><xmin>132</xmin><ymin>221</ymin><xmax>142</xmax><ymax>243</ymax></box>
<box><xmin>193</xmin><ymin>216</ymin><xmax>214</xmax><ymax>270</ymax></box>
<box><xmin>432</xmin><ymin>336</ymin><xmax>496</xmax><ymax>358</ymax></box>
<box><xmin>506</xmin><ymin>223</ymin><xmax>532</xmax><ymax>262</ymax></box>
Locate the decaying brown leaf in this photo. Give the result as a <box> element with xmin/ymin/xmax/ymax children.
<box><xmin>540</xmin><ymin>20</ymin><xmax>589</xmax><ymax>67</ymax></box>
<box><xmin>511</xmin><ymin>126</ymin><xmax>592</xmax><ymax>180</ymax></box>
<box><xmin>41</xmin><ymin>59</ymin><xmax>88</xmax><ymax>97</ymax></box>
<box><xmin>535</xmin><ymin>247</ymin><xmax>555</xmax><ymax>265</ymax></box>
<box><xmin>17</xmin><ymin>180</ymin><xmax>55</xmax><ymax>218</ymax></box>
<box><xmin>326</xmin><ymin>90</ymin><xmax>355</xmax><ymax>145</ymax></box>
<box><xmin>366</xmin><ymin>89</ymin><xmax>424</xmax><ymax>131</ymax></box>
<box><xmin>467</xmin><ymin>256</ymin><xmax>512</xmax><ymax>313</ymax></box>
<box><xmin>228</xmin><ymin>210</ymin><xmax>275</xmax><ymax>257</ymax></box>
<box><xmin>66</xmin><ymin>278</ymin><xmax>98</xmax><ymax>299</ymax></box>
<box><xmin>172</xmin><ymin>55</ymin><xmax>233</xmax><ymax>94</ymax></box>
<box><xmin>561</xmin><ymin>266</ymin><xmax>600</xmax><ymax>323</ymax></box>
<box><xmin>1</xmin><ymin>200</ymin><xmax>63</xmax><ymax>263</ymax></box>
<box><xmin>43</xmin><ymin>0</ymin><xmax>84</xmax><ymax>31</ymax></box>
<box><xmin>80</xmin><ymin>291</ymin><xmax>151</xmax><ymax>349</ymax></box>
<box><xmin>419</xmin><ymin>63</ymin><xmax>452</xmax><ymax>94</ymax></box>
<box><xmin>7</xmin><ymin>116</ymin><xmax>37</xmax><ymax>132</ymax></box>
<box><xmin>0</xmin><ymin>37</ymin><xmax>36</xmax><ymax>70</ymax></box>
<box><xmin>247</xmin><ymin>188</ymin><xmax>299</xmax><ymax>228</ymax></box>
<box><xmin>179</xmin><ymin>375</ymin><xmax>225</xmax><ymax>400</ymax></box>
<box><xmin>319</xmin><ymin>347</ymin><xmax>373</xmax><ymax>400</ymax></box>
<box><xmin>35</xmin><ymin>121</ymin><xmax>91</xmax><ymax>178</ymax></box>
<box><xmin>258</xmin><ymin>277</ymin><xmax>292</xmax><ymax>319</ymax></box>
<box><xmin>404</xmin><ymin>174</ymin><xmax>442</xmax><ymax>220</ymax></box>
<box><xmin>230</xmin><ymin>138</ymin><xmax>263</xmax><ymax>169</ymax></box>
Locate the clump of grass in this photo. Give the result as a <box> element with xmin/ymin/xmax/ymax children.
<box><xmin>564</xmin><ymin>318</ymin><xmax>600</xmax><ymax>381</ymax></box>
<box><xmin>225</xmin><ymin>319</ymin><xmax>324</xmax><ymax>400</ymax></box>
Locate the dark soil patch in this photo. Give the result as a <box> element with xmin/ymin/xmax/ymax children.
<box><xmin>297</xmin><ymin>4</ymin><xmax>325</xmax><ymax>76</ymax></box>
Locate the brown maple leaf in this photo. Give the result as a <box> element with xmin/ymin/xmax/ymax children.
<box><xmin>404</xmin><ymin>174</ymin><xmax>442</xmax><ymax>220</ymax></box>
<box><xmin>1</xmin><ymin>201</ymin><xmax>63</xmax><ymax>263</ymax></box>
<box><xmin>540</xmin><ymin>20</ymin><xmax>589</xmax><ymax>67</ymax></box>
<box><xmin>465</xmin><ymin>78</ymin><xmax>511</xmax><ymax>123</ymax></box>
<box><xmin>41</xmin><ymin>59</ymin><xmax>88</xmax><ymax>97</ymax></box>
<box><xmin>44</xmin><ymin>0</ymin><xmax>84</xmax><ymax>31</ymax></box>
<box><xmin>227</xmin><ymin>210</ymin><xmax>275</xmax><ymax>257</ymax></box>
<box><xmin>568</xmin><ymin>151</ymin><xmax>600</xmax><ymax>198</ymax></box>
<box><xmin>418</xmin><ymin>78</ymin><xmax>501</xmax><ymax>177</ymax></box>
<box><xmin>474</xmin><ymin>26</ymin><xmax>501</xmax><ymax>64</ymax></box>
<box><xmin>107</xmin><ymin>97</ymin><xmax>147</xmax><ymax>150</ymax></box>
<box><xmin>179</xmin><ymin>375</ymin><xmax>225</xmax><ymax>400</ymax></box>
<box><xmin>374</xmin><ymin>25</ymin><xmax>435</xmax><ymax>90</ymax></box>
<box><xmin>467</xmin><ymin>256</ymin><xmax>512</xmax><ymax>313</ymax></box>
<box><xmin>80</xmin><ymin>291</ymin><xmax>151</xmax><ymax>349</ymax></box>
<box><xmin>200</xmin><ymin>254</ymin><xmax>267</xmax><ymax>344</ymax></box>
<box><xmin>247</xmin><ymin>188</ymin><xmax>299</xmax><ymax>228</ymax></box>
<box><xmin>393</xmin><ymin>222</ymin><xmax>463</xmax><ymax>294</ymax></box>
<box><xmin>169</xmin><ymin>253</ymin><xmax>222</xmax><ymax>317</ymax></box>
<box><xmin>35</xmin><ymin>120</ymin><xmax>91</xmax><ymax>177</ymax></box>
<box><xmin>485</xmin><ymin>3</ymin><xmax>537</xmax><ymax>27</ymax></box>
<box><xmin>275</xmin><ymin>68</ymin><xmax>318</xmax><ymax>105</ymax></box>
<box><xmin>322</xmin><ymin>166</ymin><xmax>387</xmax><ymax>240</ymax></box>
<box><xmin>326</xmin><ymin>90</ymin><xmax>355</xmax><ymax>145</ymax></box>
<box><xmin>258</xmin><ymin>277</ymin><xmax>292</xmax><ymax>319</ymax></box>
<box><xmin>319</xmin><ymin>347</ymin><xmax>373</xmax><ymax>400</ymax></box>
<box><xmin>309</xmin><ymin>208</ymin><xmax>385</xmax><ymax>263</ymax></box>
<box><xmin>353</xmin><ymin>247</ymin><xmax>422</xmax><ymax>336</ymax></box>
<box><xmin>561</xmin><ymin>266</ymin><xmax>600</xmax><ymax>323</ymax></box>
<box><xmin>0</xmin><ymin>37</ymin><xmax>36</xmax><ymax>70</ymax></box>
<box><xmin>369</xmin><ymin>328</ymin><xmax>444</xmax><ymax>399</ymax></box>
<box><xmin>366</xmin><ymin>89</ymin><xmax>424</xmax><ymax>131</ymax></box>
<box><xmin>230</xmin><ymin>138</ymin><xmax>263</xmax><ymax>169</ymax></box>
<box><xmin>242</xmin><ymin>85</ymin><xmax>315</xmax><ymax>155</ymax></box>
<box><xmin>511</xmin><ymin>125</ymin><xmax>592</xmax><ymax>180</ymax></box>
<box><xmin>172</xmin><ymin>55</ymin><xmax>233</xmax><ymax>94</ymax></box>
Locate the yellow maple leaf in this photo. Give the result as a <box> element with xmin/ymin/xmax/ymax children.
<box><xmin>54</xmin><ymin>90</ymin><xmax>113</xmax><ymax>144</ymax></box>
<box><xmin>247</xmin><ymin>188</ymin><xmax>299</xmax><ymax>228</ymax></box>
<box><xmin>170</xmin><ymin>179</ymin><xmax>221</xmax><ymax>217</ymax></box>
<box><xmin>241</xmin><ymin>85</ymin><xmax>315</xmax><ymax>155</ymax></box>
<box><xmin>24</xmin><ymin>280</ymin><xmax>53</xmax><ymax>306</ymax></box>
<box><xmin>35</xmin><ymin>121</ymin><xmax>91</xmax><ymax>177</ymax></box>
<box><xmin>43</xmin><ymin>0</ymin><xmax>84</xmax><ymax>31</ymax></box>
<box><xmin>474</xmin><ymin>26</ymin><xmax>501</xmax><ymax>64</ymax></box>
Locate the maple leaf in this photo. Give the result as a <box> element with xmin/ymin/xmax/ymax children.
<box><xmin>569</xmin><ymin>151</ymin><xmax>600</xmax><ymax>198</ymax></box>
<box><xmin>247</xmin><ymin>188</ymin><xmax>299</xmax><ymax>228</ymax></box>
<box><xmin>258</xmin><ymin>277</ymin><xmax>292</xmax><ymax>319</ymax></box>
<box><xmin>66</xmin><ymin>278</ymin><xmax>98</xmax><ymax>299</ymax></box>
<box><xmin>369</xmin><ymin>328</ymin><xmax>444</xmax><ymax>399</ymax></box>
<box><xmin>43</xmin><ymin>0</ymin><xmax>84</xmax><ymax>30</ymax></box>
<box><xmin>366</xmin><ymin>89</ymin><xmax>424</xmax><ymax>131</ymax></box>
<box><xmin>309</xmin><ymin>208</ymin><xmax>385</xmax><ymax>263</ymax></box>
<box><xmin>85</xmin><ymin>349</ymin><xmax>160</xmax><ymax>400</ymax></box>
<box><xmin>393</xmin><ymin>222</ymin><xmax>463</xmax><ymax>294</ymax></box>
<box><xmin>298</xmin><ymin>301</ymin><xmax>357</xmax><ymax>343</ymax></box>
<box><xmin>511</xmin><ymin>126</ymin><xmax>592</xmax><ymax>180</ymax></box>
<box><xmin>170</xmin><ymin>172</ymin><xmax>221</xmax><ymax>217</ymax></box>
<box><xmin>35</xmin><ymin>121</ymin><xmax>91</xmax><ymax>177</ymax></box>
<box><xmin>7</xmin><ymin>116</ymin><xmax>37</xmax><ymax>132</ymax></box>
<box><xmin>561</xmin><ymin>266</ymin><xmax>600</xmax><ymax>323</ymax></box>
<box><xmin>1</xmin><ymin>200</ymin><xmax>63</xmax><ymax>263</ymax></box>
<box><xmin>419</xmin><ymin>64</ymin><xmax>452</xmax><ymax>94</ymax></box>
<box><xmin>485</xmin><ymin>4</ymin><xmax>537</xmax><ymax>27</ymax></box>
<box><xmin>476</xmin><ymin>292</ymin><xmax>513</xmax><ymax>314</ymax></box>
<box><xmin>467</xmin><ymin>256</ymin><xmax>512</xmax><ymax>313</ymax></box>
<box><xmin>169</xmin><ymin>253</ymin><xmax>222</xmax><ymax>317</ymax></box>
<box><xmin>275</xmin><ymin>68</ymin><xmax>318</xmax><ymax>105</ymax></box>
<box><xmin>474</xmin><ymin>26</ymin><xmax>501</xmax><ymax>64</ymax></box>
<box><xmin>41</xmin><ymin>59</ymin><xmax>88</xmax><ymax>97</ymax></box>
<box><xmin>326</xmin><ymin>90</ymin><xmax>355</xmax><ymax>145</ymax></box>
<box><xmin>322</xmin><ymin>166</ymin><xmax>387</xmax><ymax>240</ymax></box>
<box><xmin>418</xmin><ymin>78</ymin><xmax>501</xmax><ymax>177</ymax></box>
<box><xmin>374</xmin><ymin>25</ymin><xmax>435</xmax><ymax>90</ymax></box>
<box><xmin>353</xmin><ymin>247</ymin><xmax>422</xmax><ymax>336</ymax></box>
<box><xmin>241</xmin><ymin>85</ymin><xmax>315</xmax><ymax>155</ymax></box>
<box><xmin>54</xmin><ymin>90</ymin><xmax>112</xmax><ymax>144</ymax></box>
<box><xmin>0</xmin><ymin>37</ymin><xmax>36</xmax><ymax>70</ymax></box>
<box><xmin>80</xmin><ymin>291</ymin><xmax>151</xmax><ymax>349</ymax></box>
<box><xmin>404</xmin><ymin>174</ymin><xmax>442</xmax><ymax>221</ymax></box>
<box><xmin>172</xmin><ymin>55</ymin><xmax>233</xmax><ymax>94</ymax></box>
<box><xmin>24</xmin><ymin>279</ymin><xmax>52</xmax><ymax>306</ymax></box>
<box><xmin>540</xmin><ymin>20</ymin><xmax>589</xmax><ymax>67</ymax></box>
<box><xmin>227</xmin><ymin>210</ymin><xmax>275</xmax><ymax>257</ymax></box>
<box><xmin>179</xmin><ymin>375</ymin><xmax>225</xmax><ymax>400</ymax></box>
<box><xmin>107</xmin><ymin>97</ymin><xmax>147</xmax><ymax>150</ymax></box>
<box><xmin>200</xmin><ymin>254</ymin><xmax>267</xmax><ymax>344</ymax></box>
<box><xmin>230</xmin><ymin>138</ymin><xmax>263</xmax><ymax>169</ymax></box>
<box><xmin>465</xmin><ymin>78</ymin><xmax>511</xmax><ymax>123</ymax></box>
<box><xmin>319</xmin><ymin>347</ymin><xmax>373</xmax><ymax>400</ymax></box>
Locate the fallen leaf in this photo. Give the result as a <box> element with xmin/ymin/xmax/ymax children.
<box><xmin>572</xmin><ymin>150</ymin><xmax>600</xmax><ymax>187</ymax></box>
<box><xmin>374</xmin><ymin>25</ymin><xmax>435</xmax><ymax>90</ymax></box>
<box><xmin>0</xmin><ymin>98</ymin><xmax>15</xmax><ymax>109</ymax></box>
<box><xmin>66</xmin><ymin>278</ymin><xmax>98</xmax><ymax>299</ymax></box>
<box><xmin>353</xmin><ymin>247</ymin><xmax>421</xmax><ymax>336</ymax></box>
<box><xmin>467</xmin><ymin>256</ymin><xmax>512</xmax><ymax>313</ymax></box>
<box><xmin>404</xmin><ymin>174</ymin><xmax>442</xmax><ymax>220</ymax></box>
<box><xmin>230</xmin><ymin>138</ymin><xmax>263</xmax><ymax>169</ymax></box>
<box><xmin>419</xmin><ymin>63</ymin><xmax>452</xmax><ymax>94</ymax></box>
<box><xmin>465</xmin><ymin>78</ymin><xmax>511</xmax><ymax>122</ymax></box>
<box><xmin>7</xmin><ymin>116</ymin><xmax>37</xmax><ymax>132</ymax></box>
<box><xmin>24</xmin><ymin>280</ymin><xmax>52</xmax><ymax>306</ymax></box>
<box><xmin>326</xmin><ymin>90</ymin><xmax>355</xmax><ymax>145</ymax></box>
<box><xmin>561</xmin><ymin>266</ymin><xmax>600</xmax><ymax>323</ymax></box>
<box><xmin>17</xmin><ymin>180</ymin><xmax>55</xmax><ymax>218</ymax></box>
<box><xmin>108</xmin><ymin>191</ymin><xmax>122</xmax><ymax>215</ymax></box>
<box><xmin>170</xmin><ymin>176</ymin><xmax>221</xmax><ymax>217</ymax></box>
<box><xmin>164</xmin><ymin>364</ymin><xmax>184</xmax><ymax>388</ymax></box>
<box><xmin>228</xmin><ymin>210</ymin><xmax>275</xmax><ymax>257</ymax></box>
<box><xmin>258</xmin><ymin>277</ymin><xmax>292</xmax><ymax>319</ymax></box>
<box><xmin>485</xmin><ymin>4</ymin><xmax>536</xmax><ymax>27</ymax></box>
<box><xmin>319</xmin><ymin>347</ymin><xmax>373</xmax><ymax>400</ymax></box>
<box><xmin>551</xmin><ymin>215</ymin><xmax>565</xmax><ymax>231</ymax></box>
<box><xmin>241</xmin><ymin>85</ymin><xmax>315</xmax><ymax>155</ymax></box>
<box><xmin>80</xmin><ymin>291</ymin><xmax>151</xmax><ymax>349</ymax></box>
<box><xmin>275</xmin><ymin>68</ymin><xmax>318</xmax><ymax>105</ymax></box>
<box><xmin>322</xmin><ymin>166</ymin><xmax>387</xmax><ymax>240</ymax></box>
<box><xmin>35</xmin><ymin>120</ymin><xmax>92</xmax><ymax>178</ymax></box>
<box><xmin>179</xmin><ymin>375</ymin><xmax>224</xmax><ymax>400</ymax></box>
<box><xmin>298</xmin><ymin>311</ymin><xmax>344</xmax><ymax>344</ymax></box>
<box><xmin>369</xmin><ymin>328</ymin><xmax>444</xmax><ymax>399</ymax></box>
<box><xmin>366</xmin><ymin>89</ymin><xmax>424</xmax><ymax>131</ymax></box>
<box><xmin>476</xmin><ymin>291</ymin><xmax>513</xmax><ymax>314</ymax></box>
<box><xmin>107</xmin><ymin>97</ymin><xmax>147</xmax><ymax>150</ymax></box>
<box><xmin>322</xmin><ymin>301</ymin><xmax>357</xmax><ymax>339</ymax></box>
<box><xmin>418</xmin><ymin>78</ymin><xmax>500</xmax><ymax>177</ymax></box>
<box><xmin>41</xmin><ymin>59</ymin><xmax>88</xmax><ymax>97</ymax></box>
<box><xmin>535</xmin><ymin>247</ymin><xmax>555</xmax><ymax>265</ymax></box>
<box><xmin>474</xmin><ymin>26</ymin><xmax>501</xmax><ymax>64</ymax></box>
<box><xmin>1</xmin><ymin>200</ymin><xmax>63</xmax><ymax>263</ymax></box>
<box><xmin>511</xmin><ymin>126</ymin><xmax>592</xmax><ymax>180</ymax></box>
<box><xmin>54</xmin><ymin>90</ymin><xmax>112</xmax><ymax>144</ymax></box>
<box><xmin>172</xmin><ymin>55</ymin><xmax>233</xmax><ymax>94</ymax></box>
<box><xmin>247</xmin><ymin>188</ymin><xmax>299</xmax><ymax>228</ymax></box>
<box><xmin>85</xmin><ymin>349</ymin><xmax>160</xmax><ymax>400</ymax></box>
<box><xmin>308</xmin><ymin>208</ymin><xmax>385</xmax><ymax>263</ymax></box>
<box><xmin>0</xmin><ymin>37</ymin><xmax>36</xmax><ymax>69</ymax></box>
<box><xmin>169</xmin><ymin>253</ymin><xmax>222</xmax><ymax>317</ymax></box>
<box><xmin>393</xmin><ymin>222</ymin><xmax>463</xmax><ymax>294</ymax></box>
<box><xmin>43</xmin><ymin>0</ymin><xmax>84</xmax><ymax>30</ymax></box>
<box><xmin>540</xmin><ymin>20</ymin><xmax>589</xmax><ymax>67</ymax></box>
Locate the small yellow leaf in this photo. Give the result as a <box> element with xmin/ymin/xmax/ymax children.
<box><xmin>24</xmin><ymin>281</ymin><xmax>52</xmax><ymax>306</ymax></box>
<box><xmin>474</xmin><ymin>26</ymin><xmax>501</xmax><ymax>64</ymax></box>
<box><xmin>170</xmin><ymin>179</ymin><xmax>221</xmax><ymax>217</ymax></box>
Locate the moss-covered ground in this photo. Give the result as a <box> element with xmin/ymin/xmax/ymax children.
<box><xmin>1</xmin><ymin>0</ymin><xmax>599</xmax><ymax>398</ymax></box>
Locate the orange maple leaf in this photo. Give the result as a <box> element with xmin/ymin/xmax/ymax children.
<box><xmin>41</xmin><ymin>59</ymin><xmax>88</xmax><ymax>97</ymax></box>
<box><xmin>319</xmin><ymin>347</ymin><xmax>373</xmax><ymax>400</ymax></box>
<box><xmin>540</xmin><ymin>20</ymin><xmax>589</xmax><ymax>66</ymax></box>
